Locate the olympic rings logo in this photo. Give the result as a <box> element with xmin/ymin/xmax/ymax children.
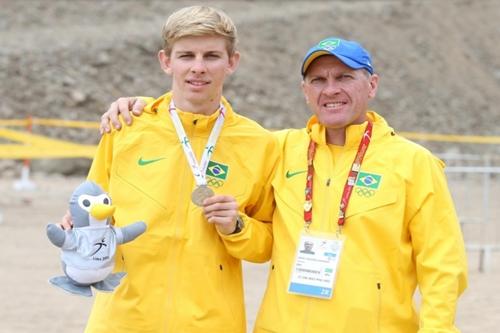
<box><xmin>355</xmin><ymin>187</ymin><xmax>375</xmax><ymax>198</ymax></box>
<box><xmin>207</xmin><ymin>176</ymin><xmax>224</xmax><ymax>188</ymax></box>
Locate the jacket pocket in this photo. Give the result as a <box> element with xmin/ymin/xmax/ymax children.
<box><xmin>345</xmin><ymin>189</ymin><xmax>398</xmax><ymax>218</ymax></box>
<box><xmin>114</xmin><ymin>156</ymin><xmax>178</xmax><ymax>212</ymax></box>
<box><xmin>376</xmin><ymin>281</ymin><xmax>382</xmax><ymax>333</ymax></box>
<box><xmin>334</xmin><ymin>262</ymin><xmax>382</xmax><ymax>332</ymax></box>
<box><xmin>272</xmin><ymin>163</ymin><xmax>307</xmax><ymax>217</ymax></box>
<box><xmin>180</xmin><ymin>250</ymin><xmax>243</xmax><ymax>331</ymax></box>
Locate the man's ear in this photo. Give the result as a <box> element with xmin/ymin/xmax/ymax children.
<box><xmin>158</xmin><ymin>50</ymin><xmax>172</xmax><ymax>75</ymax></box>
<box><xmin>368</xmin><ymin>73</ymin><xmax>379</xmax><ymax>99</ymax></box>
<box><xmin>226</xmin><ymin>51</ymin><xmax>241</xmax><ymax>75</ymax></box>
<box><xmin>301</xmin><ymin>80</ymin><xmax>310</xmax><ymax>104</ymax></box>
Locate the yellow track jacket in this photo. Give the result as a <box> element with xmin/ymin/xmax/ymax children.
<box><xmin>85</xmin><ymin>92</ymin><xmax>278</xmax><ymax>333</ymax></box>
<box><xmin>252</xmin><ymin>112</ymin><xmax>467</xmax><ymax>333</ymax></box>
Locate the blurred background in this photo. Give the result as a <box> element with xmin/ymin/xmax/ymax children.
<box><xmin>1</xmin><ymin>0</ymin><xmax>499</xmax><ymax>174</ymax></box>
<box><xmin>1</xmin><ymin>1</ymin><xmax>499</xmax><ymax>332</ymax></box>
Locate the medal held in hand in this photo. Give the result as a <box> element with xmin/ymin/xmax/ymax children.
<box><xmin>168</xmin><ymin>99</ymin><xmax>225</xmax><ymax>207</ymax></box>
<box><xmin>191</xmin><ymin>185</ymin><xmax>215</xmax><ymax>206</ymax></box>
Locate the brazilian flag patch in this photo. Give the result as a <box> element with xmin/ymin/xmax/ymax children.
<box><xmin>206</xmin><ymin>161</ymin><xmax>229</xmax><ymax>180</ymax></box>
<box><xmin>355</xmin><ymin>172</ymin><xmax>382</xmax><ymax>190</ymax></box>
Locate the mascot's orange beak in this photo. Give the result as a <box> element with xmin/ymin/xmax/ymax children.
<box><xmin>90</xmin><ymin>204</ymin><xmax>116</xmax><ymax>220</ymax></box>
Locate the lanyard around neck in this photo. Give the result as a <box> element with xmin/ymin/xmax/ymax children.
<box><xmin>168</xmin><ymin>99</ymin><xmax>226</xmax><ymax>186</ymax></box>
<box><xmin>304</xmin><ymin>121</ymin><xmax>373</xmax><ymax>229</ymax></box>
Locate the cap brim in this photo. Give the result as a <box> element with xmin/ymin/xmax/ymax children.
<box><xmin>301</xmin><ymin>50</ymin><xmax>330</xmax><ymax>76</ymax></box>
<box><xmin>302</xmin><ymin>50</ymin><xmax>372</xmax><ymax>76</ymax></box>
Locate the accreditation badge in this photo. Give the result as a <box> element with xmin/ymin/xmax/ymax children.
<box><xmin>287</xmin><ymin>232</ymin><xmax>344</xmax><ymax>299</ymax></box>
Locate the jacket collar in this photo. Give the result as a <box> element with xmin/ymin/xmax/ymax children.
<box><xmin>306</xmin><ymin>111</ymin><xmax>392</xmax><ymax>148</ymax></box>
<box><xmin>145</xmin><ymin>91</ymin><xmax>236</xmax><ymax>131</ymax></box>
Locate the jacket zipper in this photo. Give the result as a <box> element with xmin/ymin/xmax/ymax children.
<box><xmin>377</xmin><ymin>282</ymin><xmax>382</xmax><ymax>333</ymax></box>
<box><xmin>167</xmin><ymin>118</ymin><xmax>196</xmax><ymax>332</ymax></box>
<box><xmin>323</xmin><ymin>177</ymin><xmax>333</xmax><ymax>229</ymax></box>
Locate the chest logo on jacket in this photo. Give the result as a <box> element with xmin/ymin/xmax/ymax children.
<box><xmin>354</xmin><ymin>171</ymin><xmax>382</xmax><ymax>198</ymax></box>
<box><xmin>206</xmin><ymin>160</ymin><xmax>229</xmax><ymax>188</ymax></box>
<box><xmin>285</xmin><ymin>169</ymin><xmax>307</xmax><ymax>179</ymax></box>
<box><xmin>137</xmin><ymin>156</ymin><xmax>167</xmax><ymax>166</ymax></box>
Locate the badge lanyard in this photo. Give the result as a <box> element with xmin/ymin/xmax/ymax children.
<box><xmin>303</xmin><ymin>121</ymin><xmax>373</xmax><ymax>230</ymax></box>
<box><xmin>168</xmin><ymin>100</ymin><xmax>226</xmax><ymax>187</ymax></box>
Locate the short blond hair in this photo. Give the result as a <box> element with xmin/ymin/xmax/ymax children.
<box><xmin>161</xmin><ymin>6</ymin><xmax>237</xmax><ymax>55</ymax></box>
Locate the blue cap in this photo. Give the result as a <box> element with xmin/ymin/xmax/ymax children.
<box><xmin>301</xmin><ymin>37</ymin><xmax>374</xmax><ymax>76</ymax></box>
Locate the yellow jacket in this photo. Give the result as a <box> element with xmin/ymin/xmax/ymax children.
<box><xmin>85</xmin><ymin>92</ymin><xmax>278</xmax><ymax>333</ymax></box>
<box><xmin>252</xmin><ymin>112</ymin><xmax>467</xmax><ymax>333</ymax></box>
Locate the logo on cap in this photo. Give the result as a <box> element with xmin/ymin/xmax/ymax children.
<box><xmin>318</xmin><ymin>39</ymin><xmax>340</xmax><ymax>51</ymax></box>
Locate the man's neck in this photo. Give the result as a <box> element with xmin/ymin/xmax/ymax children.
<box><xmin>325</xmin><ymin>128</ymin><xmax>346</xmax><ymax>146</ymax></box>
<box><xmin>172</xmin><ymin>95</ymin><xmax>221</xmax><ymax>116</ymax></box>
<box><xmin>325</xmin><ymin>113</ymin><xmax>369</xmax><ymax>145</ymax></box>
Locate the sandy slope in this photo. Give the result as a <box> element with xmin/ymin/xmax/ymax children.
<box><xmin>1</xmin><ymin>0</ymin><xmax>499</xmax><ymax>174</ymax></box>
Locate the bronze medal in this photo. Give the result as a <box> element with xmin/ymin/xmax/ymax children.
<box><xmin>191</xmin><ymin>185</ymin><xmax>214</xmax><ymax>206</ymax></box>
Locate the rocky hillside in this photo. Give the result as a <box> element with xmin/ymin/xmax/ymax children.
<box><xmin>1</xmin><ymin>0</ymin><xmax>499</xmax><ymax>173</ymax></box>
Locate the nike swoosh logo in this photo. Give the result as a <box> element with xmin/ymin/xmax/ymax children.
<box><xmin>138</xmin><ymin>157</ymin><xmax>166</xmax><ymax>166</ymax></box>
<box><xmin>285</xmin><ymin>170</ymin><xmax>307</xmax><ymax>178</ymax></box>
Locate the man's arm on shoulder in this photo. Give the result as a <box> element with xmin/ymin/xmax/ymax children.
<box><xmin>100</xmin><ymin>96</ymin><xmax>153</xmax><ymax>134</ymax></box>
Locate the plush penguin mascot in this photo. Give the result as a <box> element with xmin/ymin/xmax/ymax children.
<box><xmin>46</xmin><ymin>181</ymin><xmax>146</xmax><ymax>297</ymax></box>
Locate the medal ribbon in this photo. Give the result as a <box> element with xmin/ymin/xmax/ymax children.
<box><xmin>303</xmin><ymin>121</ymin><xmax>373</xmax><ymax>229</ymax></box>
<box><xmin>168</xmin><ymin>100</ymin><xmax>226</xmax><ymax>186</ymax></box>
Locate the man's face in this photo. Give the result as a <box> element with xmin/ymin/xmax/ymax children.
<box><xmin>302</xmin><ymin>56</ymin><xmax>378</xmax><ymax>133</ymax></box>
<box><xmin>158</xmin><ymin>35</ymin><xmax>240</xmax><ymax>109</ymax></box>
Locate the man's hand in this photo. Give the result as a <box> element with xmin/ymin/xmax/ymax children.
<box><xmin>100</xmin><ymin>97</ymin><xmax>147</xmax><ymax>134</ymax></box>
<box><xmin>203</xmin><ymin>195</ymin><xmax>239</xmax><ymax>235</ymax></box>
<box><xmin>60</xmin><ymin>210</ymin><xmax>73</xmax><ymax>230</ymax></box>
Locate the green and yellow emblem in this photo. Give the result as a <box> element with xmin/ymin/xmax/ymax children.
<box><xmin>355</xmin><ymin>172</ymin><xmax>382</xmax><ymax>190</ymax></box>
<box><xmin>206</xmin><ymin>161</ymin><xmax>228</xmax><ymax>180</ymax></box>
<box><xmin>354</xmin><ymin>171</ymin><xmax>381</xmax><ymax>198</ymax></box>
<box><xmin>319</xmin><ymin>38</ymin><xmax>340</xmax><ymax>50</ymax></box>
<box><xmin>206</xmin><ymin>161</ymin><xmax>229</xmax><ymax>188</ymax></box>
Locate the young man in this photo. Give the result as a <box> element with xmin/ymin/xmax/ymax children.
<box><xmin>102</xmin><ymin>37</ymin><xmax>468</xmax><ymax>332</ymax></box>
<box><xmin>79</xmin><ymin>6</ymin><xmax>279</xmax><ymax>333</ymax></box>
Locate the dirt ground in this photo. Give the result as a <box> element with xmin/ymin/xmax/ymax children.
<box><xmin>0</xmin><ymin>174</ymin><xmax>499</xmax><ymax>333</ymax></box>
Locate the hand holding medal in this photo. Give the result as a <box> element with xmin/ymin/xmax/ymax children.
<box><xmin>202</xmin><ymin>194</ymin><xmax>240</xmax><ymax>235</ymax></box>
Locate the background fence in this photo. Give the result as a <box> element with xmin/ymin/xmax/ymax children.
<box><xmin>1</xmin><ymin>117</ymin><xmax>500</xmax><ymax>271</ymax></box>
<box><xmin>440</xmin><ymin>153</ymin><xmax>500</xmax><ymax>272</ymax></box>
